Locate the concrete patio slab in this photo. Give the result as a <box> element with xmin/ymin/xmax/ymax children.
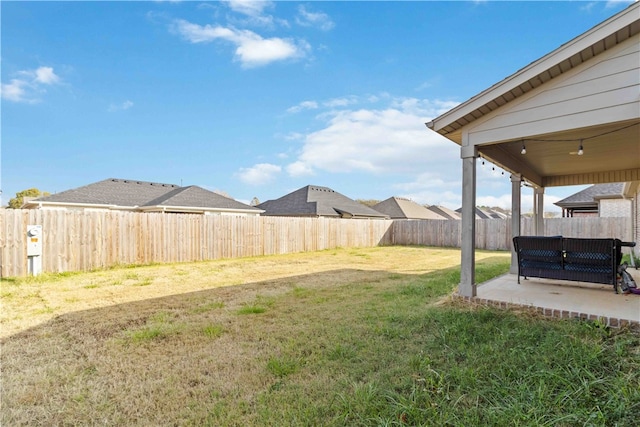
<box><xmin>473</xmin><ymin>268</ymin><xmax>640</xmax><ymax>327</ymax></box>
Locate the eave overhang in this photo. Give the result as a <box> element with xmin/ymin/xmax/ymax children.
<box><xmin>426</xmin><ymin>2</ymin><xmax>640</xmax><ymax>143</ymax></box>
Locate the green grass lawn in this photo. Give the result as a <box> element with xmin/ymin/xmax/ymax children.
<box><xmin>1</xmin><ymin>246</ymin><xmax>638</xmax><ymax>426</ymax></box>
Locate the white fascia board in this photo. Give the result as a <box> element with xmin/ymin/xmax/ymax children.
<box><xmin>141</xmin><ymin>205</ymin><xmax>264</xmax><ymax>215</ymax></box>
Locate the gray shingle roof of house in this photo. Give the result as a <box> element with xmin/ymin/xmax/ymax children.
<box><xmin>427</xmin><ymin>205</ymin><xmax>461</xmax><ymax>220</ymax></box>
<box><xmin>372</xmin><ymin>197</ymin><xmax>446</xmax><ymax>220</ymax></box>
<box><xmin>257</xmin><ymin>185</ymin><xmax>388</xmax><ymax>218</ymax></box>
<box><xmin>31</xmin><ymin>178</ymin><xmax>261</xmax><ymax>212</ymax></box>
<box><xmin>454</xmin><ymin>207</ymin><xmax>510</xmax><ymax>219</ymax></box>
<box><xmin>554</xmin><ymin>183</ymin><xmax>625</xmax><ymax>208</ymax></box>
<box><xmin>35</xmin><ymin>178</ymin><xmax>180</xmax><ymax>206</ymax></box>
<box><xmin>142</xmin><ymin>185</ymin><xmax>258</xmax><ymax>211</ymax></box>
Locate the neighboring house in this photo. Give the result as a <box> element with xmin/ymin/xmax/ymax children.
<box><xmin>427</xmin><ymin>205</ymin><xmax>461</xmax><ymax>220</ymax></box>
<box><xmin>455</xmin><ymin>207</ymin><xmax>510</xmax><ymax>219</ymax></box>
<box><xmin>257</xmin><ymin>185</ymin><xmax>388</xmax><ymax>219</ymax></box>
<box><xmin>372</xmin><ymin>197</ymin><xmax>447</xmax><ymax>220</ymax></box>
<box><xmin>484</xmin><ymin>208</ymin><xmax>510</xmax><ymax>219</ymax></box>
<box><xmin>22</xmin><ymin>178</ymin><xmax>263</xmax><ymax>216</ymax></box>
<box><xmin>554</xmin><ymin>183</ymin><xmax>630</xmax><ymax>217</ymax></box>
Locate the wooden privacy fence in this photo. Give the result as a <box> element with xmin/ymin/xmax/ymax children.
<box><xmin>0</xmin><ymin>209</ymin><xmax>632</xmax><ymax>277</ymax></box>
<box><xmin>389</xmin><ymin>217</ymin><xmax>632</xmax><ymax>250</ymax></box>
<box><xmin>0</xmin><ymin>210</ymin><xmax>394</xmax><ymax>277</ymax></box>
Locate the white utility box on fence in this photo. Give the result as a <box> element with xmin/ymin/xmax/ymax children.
<box><xmin>27</xmin><ymin>225</ymin><xmax>42</xmax><ymax>276</ymax></box>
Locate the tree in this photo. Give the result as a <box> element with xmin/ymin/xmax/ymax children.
<box><xmin>8</xmin><ymin>188</ymin><xmax>50</xmax><ymax>209</ymax></box>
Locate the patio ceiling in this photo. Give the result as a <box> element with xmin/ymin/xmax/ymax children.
<box><xmin>477</xmin><ymin>119</ymin><xmax>640</xmax><ymax>188</ymax></box>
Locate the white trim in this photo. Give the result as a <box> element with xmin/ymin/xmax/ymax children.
<box><xmin>139</xmin><ymin>205</ymin><xmax>265</xmax><ymax>215</ymax></box>
<box><xmin>23</xmin><ymin>201</ymin><xmax>264</xmax><ymax>215</ymax></box>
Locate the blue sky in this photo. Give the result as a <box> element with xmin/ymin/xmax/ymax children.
<box><xmin>1</xmin><ymin>1</ymin><xmax>634</xmax><ymax>211</ymax></box>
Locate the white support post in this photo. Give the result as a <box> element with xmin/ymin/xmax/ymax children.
<box><xmin>533</xmin><ymin>187</ymin><xmax>545</xmax><ymax>236</ymax></box>
<box><xmin>460</xmin><ymin>146</ymin><xmax>477</xmax><ymax>297</ymax></box>
<box><xmin>510</xmin><ymin>174</ymin><xmax>522</xmax><ymax>274</ymax></box>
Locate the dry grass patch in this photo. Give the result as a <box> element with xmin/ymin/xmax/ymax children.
<box><xmin>11</xmin><ymin>247</ymin><xmax>636</xmax><ymax>426</ymax></box>
<box><xmin>2</xmin><ymin>246</ymin><xmax>487</xmax><ymax>425</ymax></box>
<box><xmin>0</xmin><ymin>246</ymin><xmax>465</xmax><ymax>338</ymax></box>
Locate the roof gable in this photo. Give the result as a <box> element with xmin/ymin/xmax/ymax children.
<box><xmin>372</xmin><ymin>197</ymin><xmax>446</xmax><ymax>219</ymax></box>
<box><xmin>555</xmin><ymin>183</ymin><xmax>624</xmax><ymax>207</ymax></box>
<box><xmin>426</xmin><ymin>3</ymin><xmax>639</xmax><ymax>189</ymax></box>
<box><xmin>427</xmin><ymin>2</ymin><xmax>640</xmax><ymax>140</ymax></box>
<box><xmin>427</xmin><ymin>205</ymin><xmax>461</xmax><ymax>220</ymax></box>
<box><xmin>143</xmin><ymin>186</ymin><xmax>260</xmax><ymax>211</ymax></box>
<box><xmin>427</xmin><ymin>2</ymin><xmax>640</xmax><ymax>142</ymax></box>
<box><xmin>258</xmin><ymin>185</ymin><xmax>388</xmax><ymax>218</ymax></box>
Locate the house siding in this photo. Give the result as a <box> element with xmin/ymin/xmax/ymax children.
<box><xmin>599</xmin><ymin>198</ymin><xmax>631</xmax><ymax>217</ymax></box>
<box><xmin>466</xmin><ymin>34</ymin><xmax>640</xmax><ymax>146</ymax></box>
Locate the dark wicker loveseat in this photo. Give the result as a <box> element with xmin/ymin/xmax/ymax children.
<box><xmin>513</xmin><ymin>236</ymin><xmax>622</xmax><ymax>293</ymax></box>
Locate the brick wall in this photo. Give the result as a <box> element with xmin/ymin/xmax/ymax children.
<box><xmin>635</xmin><ymin>187</ymin><xmax>640</xmax><ymax>257</ymax></box>
<box><xmin>599</xmin><ymin>198</ymin><xmax>631</xmax><ymax>217</ymax></box>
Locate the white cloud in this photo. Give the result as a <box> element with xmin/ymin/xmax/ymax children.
<box><xmin>1</xmin><ymin>66</ymin><xmax>61</xmax><ymax>103</ymax></box>
<box><xmin>108</xmin><ymin>100</ymin><xmax>134</xmax><ymax>112</ymax></box>
<box><xmin>604</xmin><ymin>1</ymin><xmax>633</xmax><ymax>10</ymax></box>
<box><xmin>415</xmin><ymin>81</ymin><xmax>433</xmax><ymax>91</ymax></box>
<box><xmin>236</xmin><ymin>163</ymin><xmax>281</xmax><ymax>185</ymax></box>
<box><xmin>476</xmin><ymin>194</ymin><xmax>514</xmax><ymax>210</ymax></box>
<box><xmin>287</xmin><ymin>100</ymin><xmax>318</xmax><ymax>113</ymax></box>
<box><xmin>287</xmin><ymin>97</ymin><xmax>362</xmax><ymax>114</ymax></box>
<box><xmin>1</xmin><ymin>79</ymin><xmax>30</xmax><ymax>103</ymax></box>
<box><xmin>172</xmin><ymin>19</ymin><xmax>309</xmax><ymax>67</ymax></box>
<box><xmin>296</xmin><ymin>5</ymin><xmax>335</xmax><ymax>31</ymax></box>
<box><xmin>323</xmin><ymin>96</ymin><xmax>359</xmax><ymax>108</ymax></box>
<box><xmin>391</xmin><ymin>172</ymin><xmax>461</xmax><ymax>208</ymax></box>
<box><xmin>33</xmin><ymin>66</ymin><xmax>61</xmax><ymax>84</ymax></box>
<box><xmin>286</xmin><ymin>161</ymin><xmax>315</xmax><ymax>177</ymax></box>
<box><xmin>223</xmin><ymin>0</ymin><xmax>287</xmax><ymax>29</ymax></box>
<box><xmin>283</xmin><ymin>132</ymin><xmax>305</xmax><ymax>141</ymax></box>
<box><xmin>225</xmin><ymin>0</ymin><xmax>273</xmax><ymax>18</ymax></box>
<box><xmin>287</xmin><ymin>98</ymin><xmax>460</xmax><ymax>177</ymax></box>
<box><xmin>172</xmin><ymin>20</ymin><xmax>231</xmax><ymax>43</ymax></box>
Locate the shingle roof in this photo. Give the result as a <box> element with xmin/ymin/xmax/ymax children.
<box><xmin>35</xmin><ymin>178</ymin><xmax>180</xmax><ymax>206</ymax></box>
<box><xmin>554</xmin><ymin>183</ymin><xmax>624</xmax><ymax>208</ymax></box>
<box><xmin>427</xmin><ymin>205</ymin><xmax>461</xmax><ymax>220</ymax></box>
<box><xmin>30</xmin><ymin>178</ymin><xmax>260</xmax><ymax>212</ymax></box>
<box><xmin>455</xmin><ymin>207</ymin><xmax>508</xmax><ymax>219</ymax></box>
<box><xmin>372</xmin><ymin>197</ymin><xmax>446</xmax><ymax>220</ymax></box>
<box><xmin>142</xmin><ymin>186</ymin><xmax>258</xmax><ymax>211</ymax></box>
<box><xmin>257</xmin><ymin>185</ymin><xmax>388</xmax><ymax>218</ymax></box>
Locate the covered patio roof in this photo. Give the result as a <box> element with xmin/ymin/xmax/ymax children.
<box><xmin>427</xmin><ymin>2</ymin><xmax>640</xmax><ymax>188</ymax></box>
<box><xmin>426</xmin><ymin>2</ymin><xmax>640</xmax><ymax>299</ymax></box>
